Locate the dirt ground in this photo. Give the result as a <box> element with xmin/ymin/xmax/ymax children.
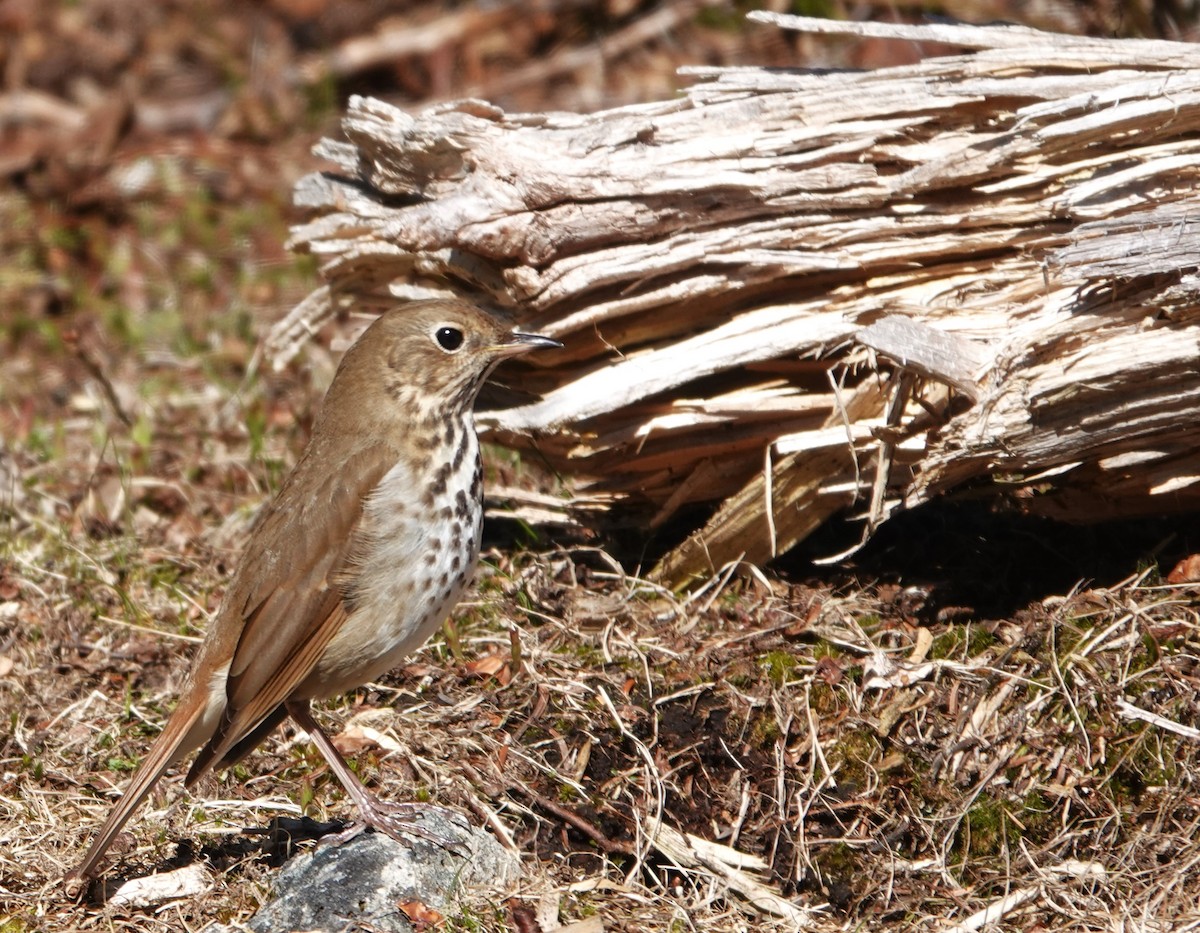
<box><xmin>5</xmin><ymin>2</ymin><xmax>1200</xmax><ymax>931</ymax></box>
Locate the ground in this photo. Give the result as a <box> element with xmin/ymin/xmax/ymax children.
<box><xmin>4</xmin><ymin>2</ymin><xmax>1200</xmax><ymax>931</ymax></box>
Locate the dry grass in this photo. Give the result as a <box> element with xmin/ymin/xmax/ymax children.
<box><xmin>6</xmin><ymin>377</ymin><xmax>1200</xmax><ymax>931</ymax></box>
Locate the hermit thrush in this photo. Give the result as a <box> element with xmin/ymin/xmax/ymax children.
<box><xmin>68</xmin><ymin>299</ymin><xmax>560</xmax><ymax>882</ymax></box>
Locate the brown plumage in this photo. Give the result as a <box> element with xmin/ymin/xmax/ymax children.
<box><xmin>68</xmin><ymin>299</ymin><xmax>559</xmax><ymax>882</ymax></box>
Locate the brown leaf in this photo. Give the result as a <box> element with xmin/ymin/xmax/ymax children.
<box><xmin>397</xmin><ymin>899</ymin><xmax>443</xmax><ymax>928</ymax></box>
<box><xmin>507</xmin><ymin>898</ymin><xmax>541</xmax><ymax>933</ymax></box>
<box><xmin>466</xmin><ymin>654</ymin><xmax>508</xmax><ymax>679</ymax></box>
<box><xmin>331</xmin><ymin>726</ymin><xmax>372</xmax><ymax>755</ymax></box>
<box><xmin>1167</xmin><ymin>554</ymin><xmax>1200</xmax><ymax>584</ymax></box>
<box><xmin>815</xmin><ymin>655</ymin><xmax>843</xmax><ymax>686</ymax></box>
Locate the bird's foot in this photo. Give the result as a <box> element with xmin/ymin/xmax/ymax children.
<box><xmin>322</xmin><ymin>800</ymin><xmax>472</xmax><ymax>855</ymax></box>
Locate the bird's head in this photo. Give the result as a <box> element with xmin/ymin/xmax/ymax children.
<box><xmin>320</xmin><ymin>299</ymin><xmax>561</xmax><ymax>433</ymax></box>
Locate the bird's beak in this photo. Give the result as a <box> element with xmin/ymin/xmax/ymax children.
<box><xmin>490</xmin><ymin>331</ymin><xmax>562</xmax><ymax>357</ymax></box>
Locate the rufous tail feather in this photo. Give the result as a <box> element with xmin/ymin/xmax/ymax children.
<box><xmin>68</xmin><ymin>698</ymin><xmax>205</xmax><ymax>881</ymax></box>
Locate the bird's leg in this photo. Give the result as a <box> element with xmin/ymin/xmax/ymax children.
<box><xmin>285</xmin><ymin>700</ymin><xmax>469</xmax><ymax>850</ymax></box>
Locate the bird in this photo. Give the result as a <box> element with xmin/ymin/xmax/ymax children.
<box><xmin>67</xmin><ymin>299</ymin><xmax>560</xmax><ymax>882</ymax></box>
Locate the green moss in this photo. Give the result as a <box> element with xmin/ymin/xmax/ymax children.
<box><xmin>955</xmin><ymin>797</ymin><xmax>1016</xmax><ymax>864</ymax></box>
<box><xmin>968</xmin><ymin>626</ymin><xmax>996</xmax><ymax>654</ymax></box>
<box><xmin>807</xmin><ymin>681</ymin><xmax>840</xmax><ymax>716</ymax></box>
<box><xmin>1108</xmin><ymin>729</ymin><xmax>1179</xmax><ymax>805</ymax></box>
<box><xmin>1130</xmin><ymin>630</ymin><xmax>1161</xmax><ymax>673</ymax></box>
<box><xmin>930</xmin><ymin>625</ymin><xmax>995</xmax><ymax>661</ymax></box>
<box><xmin>761</xmin><ymin>649</ymin><xmax>798</xmax><ymax>686</ymax></box>
<box><xmin>1053</xmin><ymin>623</ymin><xmax>1087</xmax><ymax>658</ymax></box>
<box><xmin>574</xmin><ymin>898</ymin><xmax>598</xmax><ymax>918</ymax></box>
<box><xmin>46</xmin><ymin>224</ymin><xmax>85</xmax><ymax>252</ymax></box>
<box><xmin>444</xmin><ymin>903</ymin><xmax>507</xmax><ymax>931</ymax></box>
<box><xmin>928</xmin><ymin>628</ymin><xmax>959</xmax><ymax>660</ymax></box>
<box><xmin>1136</xmin><ymin>559</ymin><xmax>1162</xmax><ymax>585</ymax></box>
<box><xmin>857</xmin><ymin>613</ymin><xmax>883</xmax><ymax>633</ymax></box>
<box><xmin>812</xmin><ymin>638</ymin><xmax>843</xmax><ymax>661</ymax></box>
<box><xmin>749</xmin><ymin>714</ymin><xmax>782</xmax><ymax>748</ymax></box>
<box><xmin>812</xmin><ymin>841</ymin><xmax>863</xmax><ymax>886</ymax></box>
<box><xmin>522</xmin><ymin>725</ymin><xmax>548</xmax><ymax>744</ymax></box>
<box><xmin>570</xmin><ymin>642</ymin><xmax>607</xmax><ymax>668</ymax></box>
<box><xmin>832</xmin><ymin>729</ymin><xmax>879</xmax><ymax>787</ymax></box>
<box><xmin>1016</xmin><ymin>790</ymin><xmax>1055</xmax><ymax>841</ymax></box>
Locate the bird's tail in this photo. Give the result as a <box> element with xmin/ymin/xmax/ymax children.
<box><xmin>66</xmin><ymin>693</ymin><xmax>208</xmax><ymax>883</ymax></box>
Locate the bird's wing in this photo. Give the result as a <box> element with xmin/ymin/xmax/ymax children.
<box><xmin>188</xmin><ymin>440</ymin><xmax>392</xmax><ymax>779</ymax></box>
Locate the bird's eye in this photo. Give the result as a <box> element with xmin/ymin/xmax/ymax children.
<box><xmin>435</xmin><ymin>326</ymin><xmax>464</xmax><ymax>352</ymax></box>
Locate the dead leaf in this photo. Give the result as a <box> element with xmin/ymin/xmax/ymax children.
<box><xmin>332</xmin><ymin>724</ymin><xmax>402</xmax><ymax>754</ymax></box>
<box><xmin>466</xmin><ymin>654</ymin><xmax>509</xmax><ymax>681</ymax></box>
<box><xmin>107</xmin><ymin>863</ymin><xmax>213</xmax><ymax>908</ymax></box>
<box><xmin>815</xmin><ymin>655</ymin><xmax>843</xmax><ymax>686</ymax></box>
<box><xmin>508</xmin><ymin>897</ymin><xmax>541</xmax><ymax>933</ymax></box>
<box><xmin>398</xmin><ymin>899</ymin><xmax>443</xmax><ymax>928</ymax></box>
<box><xmin>1167</xmin><ymin>554</ymin><xmax>1200</xmax><ymax>584</ymax></box>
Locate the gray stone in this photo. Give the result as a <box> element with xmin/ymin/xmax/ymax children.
<box><xmin>240</xmin><ymin>812</ymin><xmax>520</xmax><ymax>933</ymax></box>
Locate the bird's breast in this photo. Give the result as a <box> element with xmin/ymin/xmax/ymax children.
<box><xmin>302</xmin><ymin>424</ymin><xmax>484</xmax><ymax>698</ymax></box>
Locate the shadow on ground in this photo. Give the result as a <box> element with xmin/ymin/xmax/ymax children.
<box><xmin>784</xmin><ymin>499</ymin><xmax>1193</xmax><ymax>619</ymax></box>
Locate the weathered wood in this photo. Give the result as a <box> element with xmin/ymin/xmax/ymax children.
<box><xmin>856</xmin><ymin>318</ymin><xmax>987</xmax><ymax>401</ymax></box>
<box><xmin>279</xmin><ymin>13</ymin><xmax>1200</xmax><ymax>583</ymax></box>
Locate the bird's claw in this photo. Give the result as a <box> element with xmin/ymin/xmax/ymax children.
<box><xmin>321</xmin><ymin>801</ymin><xmax>473</xmax><ymax>856</ymax></box>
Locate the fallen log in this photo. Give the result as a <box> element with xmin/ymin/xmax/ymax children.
<box><xmin>276</xmin><ymin>12</ymin><xmax>1200</xmax><ymax>584</ymax></box>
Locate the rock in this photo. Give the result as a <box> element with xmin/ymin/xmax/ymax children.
<box><xmin>227</xmin><ymin>811</ymin><xmax>520</xmax><ymax>933</ymax></box>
